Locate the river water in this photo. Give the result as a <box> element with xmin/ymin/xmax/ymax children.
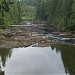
<box><xmin>0</xmin><ymin>44</ymin><xmax>75</xmax><ymax>75</ymax></box>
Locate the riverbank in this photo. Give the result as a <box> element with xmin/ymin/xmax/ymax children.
<box><xmin>0</xmin><ymin>23</ymin><xmax>75</xmax><ymax>48</ymax></box>
<box><xmin>0</xmin><ymin>24</ymin><xmax>50</xmax><ymax>48</ymax></box>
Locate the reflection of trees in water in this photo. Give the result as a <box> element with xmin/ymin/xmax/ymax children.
<box><xmin>51</xmin><ymin>44</ymin><xmax>75</xmax><ymax>75</ymax></box>
<box><xmin>0</xmin><ymin>48</ymin><xmax>12</xmax><ymax>75</ymax></box>
<box><xmin>0</xmin><ymin>71</ymin><xmax>4</xmax><ymax>75</ymax></box>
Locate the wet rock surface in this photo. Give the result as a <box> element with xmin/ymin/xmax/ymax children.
<box><xmin>0</xmin><ymin>24</ymin><xmax>50</xmax><ymax>48</ymax></box>
<box><xmin>0</xmin><ymin>23</ymin><xmax>75</xmax><ymax>48</ymax></box>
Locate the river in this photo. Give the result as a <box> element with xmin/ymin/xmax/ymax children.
<box><xmin>0</xmin><ymin>44</ymin><xmax>75</xmax><ymax>75</ymax></box>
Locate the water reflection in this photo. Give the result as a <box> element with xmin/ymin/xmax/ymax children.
<box><xmin>0</xmin><ymin>48</ymin><xmax>12</xmax><ymax>75</ymax></box>
<box><xmin>51</xmin><ymin>44</ymin><xmax>75</xmax><ymax>75</ymax></box>
<box><xmin>5</xmin><ymin>47</ymin><xmax>66</xmax><ymax>75</ymax></box>
<box><xmin>0</xmin><ymin>45</ymin><xmax>75</xmax><ymax>75</ymax></box>
<box><xmin>0</xmin><ymin>71</ymin><xmax>4</xmax><ymax>75</ymax></box>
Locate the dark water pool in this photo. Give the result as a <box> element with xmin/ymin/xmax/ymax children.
<box><xmin>0</xmin><ymin>45</ymin><xmax>75</xmax><ymax>75</ymax></box>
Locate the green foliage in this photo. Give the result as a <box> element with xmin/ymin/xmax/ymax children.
<box><xmin>36</xmin><ymin>0</ymin><xmax>75</xmax><ymax>31</ymax></box>
<box><xmin>20</xmin><ymin>0</ymin><xmax>37</xmax><ymax>20</ymax></box>
<box><xmin>0</xmin><ymin>0</ymin><xmax>37</xmax><ymax>28</ymax></box>
<box><xmin>0</xmin><ymin>0</ymin><xmax>21</xmax><ymax>29</ymax></box>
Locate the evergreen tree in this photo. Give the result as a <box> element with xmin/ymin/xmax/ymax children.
<box><xmin>36</xmin><ymin>0</ymin><xmax>75</xmax><ymax>31</ymax></box>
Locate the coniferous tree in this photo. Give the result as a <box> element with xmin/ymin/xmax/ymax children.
<box><xmin>36</xmin><ymin>0</ymin><xmax>75</xmax><ymax>31</ymax></box>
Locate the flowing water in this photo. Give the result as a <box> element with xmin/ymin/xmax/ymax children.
<box><xmin>0</xmin><ymin>44</ymin><xmax>75</xmax><ymax>75</ymax></box>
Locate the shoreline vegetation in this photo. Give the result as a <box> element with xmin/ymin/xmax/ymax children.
<box><xmin>0</xmin><ymin>0</ymin><xmax>75</xmax><ymax>48</ymax></box>
<box><xmin>0</xmin><ymin>0</ymin><xmax>75</xmax><ymax>32</ymax></box>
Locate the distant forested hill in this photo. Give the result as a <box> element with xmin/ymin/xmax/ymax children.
<box><xmin>20</xmin><ymin>0</ymin><xmax>38</xmax><ymax>20</ymax></box>
<box><xmin>20</xmin><ymin>0</ymin><xmax>38</xmax><ymax>6</ymax></box>
<box><xmin>36</xmin><ymin>0</ymin><xmax>75</xmax><ymax>31</ymax></box>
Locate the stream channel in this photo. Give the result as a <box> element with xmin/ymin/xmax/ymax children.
<box><xmin>0</xmin><ymin>44</ymin><xmax>75</xmax><ymax>75</ymax></box>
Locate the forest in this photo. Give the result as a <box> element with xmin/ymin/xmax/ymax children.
<box><xmin>20</xmin><ymin>0</ymin><xmax>37</xmax><ymax>20</ymax></box>
<box><xmin>0</xmin><ymin>0</ymin><xmax>75</xmax><ymax>31</ymax></box>
<box><xmin>0</xmin><ymin>1</ymin><xmax>75</xmax><ymax>75</ymax></box>
<box><xmin>36</xmin><ymin>0</ymin><xmax>75</xmax><ymax>31</ymax></box>
<box><xmin>0</xmin><ymin>0</ymin><xmax>21</xmax><ymax>28</ymax></box>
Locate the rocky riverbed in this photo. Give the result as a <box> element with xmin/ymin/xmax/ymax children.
<box><xmin>0</xmin><ymin>23</ymin><xmax>75</xmax><ymax>48</ymax></box>
<box><xmin>0</xmin><ymin>24</ymin><xmax>50</xmax><ymax>48</ymax></box>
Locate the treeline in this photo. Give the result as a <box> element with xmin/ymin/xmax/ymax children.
<box><xmin>20</xmin><ymin>0</ymin><xmax>38</xmax><ymax>6</ymax></box>
<box><xmin>0</xmin><ymin>0</ymin><xmax>21</xmax><ymax>28</ymax></box>
<box><xmin>36</xmin><ymin>0</ymin><xmax>75</xmax><ymax>31</ymax></box>
<box><xmin>0</xmin><ymin>0</ymin><xmax>38</xmax><ymax>28</ymax></box>
<box><xmin>20</xmin><ymin>0</ymin><xmax>37</xmax><ymax>20</ymax></box>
